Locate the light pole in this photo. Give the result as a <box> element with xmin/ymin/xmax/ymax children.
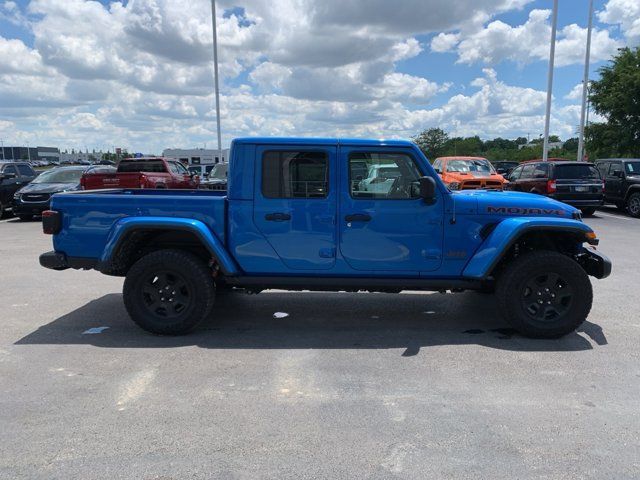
<box><xmin>577</xmin><ymin>0</ymin><xmax>594</xmax><ymax>162</ymax></box>
<box><xmin>210</xmin><ymin>0</ymin><xmax>222</xmax><ymax>159</ymax></box>
<box><xmin>542</xmin><ymin>0</ymin><xmax>559</xmax><ymax>162</ymax></box>
<box><xmin>0</xmin><ymin>139</ymin><xmax>4</xmax><ymax>161</ymax></box>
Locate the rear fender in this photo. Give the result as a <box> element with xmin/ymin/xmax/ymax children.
<box><xmin>100</xmin><ymin>216</ymin><xmax>239</xmax><ymax>275</ymax></box>
<box><xmin>463</xmin><ymin>217</ymin><xmax>594</xmax><ymax>279</ymax></box>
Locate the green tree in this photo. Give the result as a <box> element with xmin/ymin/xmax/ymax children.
<box><xmin>586</xmin><ymin>46</ymin><xmax>640</xmax><ymax>157</ymax></box>
<box><xmin>563</xmin><ymin>138</ymin><xmax>579</xmax><ymax>152</ymax></box>
<box><xmin>413</xmin><ymin>128</ymin><xmax>449</xmax><ymax>160</ymax></box>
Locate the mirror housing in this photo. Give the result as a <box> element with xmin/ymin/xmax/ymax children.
<box><xmin>419</xmin><ymin>176</ymin><xmax>437</xmax><ymax>204</ymax></box>
<box><xmin>613</xmin><ymin>170</ymin><xmax>623</xmax><ymax>178</ymax></box>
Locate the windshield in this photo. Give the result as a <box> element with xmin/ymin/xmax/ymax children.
<box><xmin>625</xmin><ymin>162</ymin><xmax>640</xmax><ymax>174</ymax></box>
<box><xmin>447</xmin><ymin>159</ymin><xmax>495</xmax><ymax>173</ymax></box>
<box><xmin>555</xmin><ymin>164</ymin><xmax>600</xmax><ymax>180</ymax></box>
<box><xmin>209</xmin><ymin>164</ymin><xmax>228</xmax><ymax>179</ymax></box>
<box><xmin>32</xmin><ymin>168</ymin><xmax>84</xmax><ymax>184</ymax></box>
<box><xmin>188</xmin><ymin>166</ymin><xmax>201</xmax><ymax>175</ymax></box>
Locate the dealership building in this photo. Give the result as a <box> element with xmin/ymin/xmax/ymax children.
<box><xmin>162</xmin><ymin>148</ymin><xmax>229</xmax><ymax>165</ymax></box>
<box><xmin>1</xmin><ymin>146</ymin><xmax>60</xmax><ymax>163</ymax></box>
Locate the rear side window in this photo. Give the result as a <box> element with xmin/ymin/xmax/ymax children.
<box><xmin>17</xmin><ymin>164</ymin><xmax>35</xmax><ymax>177</ymax></box>
<box><xmin>262</xmin><ymin>151</ymin><xmax>328</xmax><ymax>198</ymax></box>
<box><xmin>596</xmin><ymin>162</ymin><xmax>609</xmax><ymax>177</ymax></box>
<box><xmin>554</xmin><ymin>164</ymin><xmax>600</xmax><ymax>180</ymax></box>
<box><xmin>533</xmin><ymin>163</ymin><xmax>548</xmax><ymax>178</ymax></box>
<box><xmin>520</xmin><ymin>164</ymin><xmax>536</xmax><ymax>179</ymax></box>
<box><xmin>118</xmin><ymin>160</ymin><xmax>166</xmax><ymax>173</ymax></box>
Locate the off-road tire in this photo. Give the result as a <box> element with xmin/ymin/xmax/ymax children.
<box><xmin>496</xmin><ymin>250</ymin><xmax>592</xmax><ymax>339</ymax></box>
<box><xmin>580</xmin><ymin>207</ymin><xmax>596</xmax><ymax>217</ymax></box>
<box><xmin>626</xmin><ymin>192</ymin><xmax>640</xmax><ymax>218</ymax></box>
<box><xmin>123</xmin><ymin>249</ymin><xmax>215</xmax><ymax>335</ymax></box>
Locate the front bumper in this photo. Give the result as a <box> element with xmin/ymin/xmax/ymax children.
<box><xmin>12</xmin><ymin>200</ymin><xmax>51</xmax><ymax>215</ymax></box>
<box><xmin>580</xmin><ymin>248</ymin><xmax>612</xmax><ymax>279</ymax></box>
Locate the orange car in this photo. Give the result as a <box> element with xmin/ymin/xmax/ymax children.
<box><xmin>432</xmin><ymin>156</ymin><xmax>508</xmax><ymax>190</ymax></box>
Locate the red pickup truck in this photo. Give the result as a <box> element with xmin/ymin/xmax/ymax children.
<box><xmin>81</xmin><ymin>157</ymin><xmax>199</xmax><ymax>190</ymax></box>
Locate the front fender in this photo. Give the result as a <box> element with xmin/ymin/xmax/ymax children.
<box><xmin>100</xmin><ymin>216</ymin><xmax>240</xmax><ymax>275</ymax></box>
<box><xmin>463</xmin><ymin>217</ymin><xmax>594</xmax><ymax>279</ymax></box>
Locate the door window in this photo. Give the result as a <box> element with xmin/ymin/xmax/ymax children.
<box><xmin>262</xmin><ymin>151</ymin><xmax>328</xmax><ymax>198</ymax></box>
<box><xmin>349</xmin><ymin>152</ymin><xmax>421</xmax><ymax>199</ymax></box>
<box><xmin>509</xmin><ymin>166</ymin><xmax>523</xmax><ymax>180</ymax></box>
<box><xmin>174</xmin><ymin>162</ymin><xmax>189</xmax><ymax>175</ymax></box>
<box><xmin>17</xmin><ymin>164</ymin><xmax>35</xmax><ymax>177</ymax></box>
<box><xmin>609</xmin><ymin>162</ymin><xmax>622</xmax><ymax>176</ymax></box>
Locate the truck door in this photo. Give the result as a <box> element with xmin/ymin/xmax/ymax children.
<box><xmin>253</xmin><ymin>145</ymin><xmax>337</xmax><ymax>270</ymax></box>
<box><xmin>338</xmin><ymin>147</ymin><xmax>443</xmax><ymax>272</ymax></box>
<box><xmin>606</xmin><ymin>161</ymin><xmax>623</xmax><ymax>200</ymax></box>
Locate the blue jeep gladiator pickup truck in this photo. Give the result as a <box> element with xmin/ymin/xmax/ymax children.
<box><xmin>39</xmin><ymin>137</ymin><xmax>611</xmax><ymax>338</ymax></box>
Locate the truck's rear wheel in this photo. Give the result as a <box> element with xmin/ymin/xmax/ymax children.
<box><xmin>123</xmin><ymin>249</ymin><xmax>215</xmax><ymax>335</ymax></box>
<box><xmin>496</xmin><ymin>251</ymin><xmax>592</xmax><ymax>338</ymax></box>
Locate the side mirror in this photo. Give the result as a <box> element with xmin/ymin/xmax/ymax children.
<box><xmin>613</xmin><ymin>170</ymin><xmax>623</xmax><ymax>178</ymax></box>
<box><xmin>419</xmin><ymin>176</ymin><xmax>437</xmax><ymax>204</ymax></box>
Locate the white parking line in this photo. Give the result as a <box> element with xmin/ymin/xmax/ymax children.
<box><xmin>595</xmin><ymin>212</ymin><xmax>634</xmax><ymax>221</ymax></box>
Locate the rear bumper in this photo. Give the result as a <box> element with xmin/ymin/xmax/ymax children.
<box><xmin>581</xmin><ymin>248</ymin><xmax>612</xmax><ymax>279</ymax></box>
<box><xmin>549</xmin><ymin>195</ymin><xmax>604</xmax><ymax>207</ymax></box>
<box><xmin>39</xmin><ymin>251</ymin><xmax>97</xmax><ymax>271</ymax></box>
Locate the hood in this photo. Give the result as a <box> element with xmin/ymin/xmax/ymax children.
<box><xmin>453</xmin><ymin>190</ymin><xmax>578</xmax><ymax>219</ymax></box>
<box><xmin>18</xmin><ymin>182</ymin><xmax>79</xmax><ymax>194</ymax></box>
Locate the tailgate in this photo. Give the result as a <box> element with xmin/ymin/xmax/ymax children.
<box><xmin>83</xmin><ymin>172</ymin><xmax>142</xmax><ymax>190</ymax></box>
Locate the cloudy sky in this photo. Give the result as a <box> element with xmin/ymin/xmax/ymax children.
<box><xmin>0</xmin><ymin>0</ymin><xmax>639</xmax><ymax>153</ymax></box>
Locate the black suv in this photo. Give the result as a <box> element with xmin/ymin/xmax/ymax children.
<box><xmin>595</xmin><ymin>159</ymin><xmax>640</xmax><ymax>217</ymax></box>
<box><xmin>0</xmin><ymin>162</ymin><xmax>37</xmax><ymax>216</ymax></box>
<box><xmin>505</xmin><ymin>160</ymin><xmax>604</xmax><ymax>216</ymax></box>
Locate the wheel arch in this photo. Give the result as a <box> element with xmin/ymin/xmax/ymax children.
<box><xmin>99</xmin><ymin>217</ymin><xmax>239</xmax><ymax>276</ymax></box>
<box><xmin>463</xmin><ymin>218</ymin><xmax>594</xmax><ymax>280</ymax></box>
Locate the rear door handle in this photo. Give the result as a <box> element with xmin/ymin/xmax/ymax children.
<box><xmin>344</xmin><ymin>213</ymin><xmax>371</xmax><ymax>222</ymax></box>
<box><xmin>265</xmin><ymin>212</ymin><xmax>291</xmax><ymax>221</ymax></box>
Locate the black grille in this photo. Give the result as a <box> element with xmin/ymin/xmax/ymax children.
<box><xmin>22</xmin><ymin>193</ymin><xmax>51</xmax><ymax>202</ymax></box>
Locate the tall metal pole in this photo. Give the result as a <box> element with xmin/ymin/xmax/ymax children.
<box><xmin>577</xmin><ymin>0</ymin><xmax>594</xmax><ymax>162</ymax></box>
<box><xmin>542</xmin><ymin>0</ymin><xmax>559</xmax><ymax>162</ymax></box>
<box><xmin>211</xmin><ymin>0</ymin><xmax>222</xmax><ymax>155</ymax></box>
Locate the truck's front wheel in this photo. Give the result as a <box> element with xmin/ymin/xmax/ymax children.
<box><xmin>496</xmin><ymin>251</ymin><xmax>592</xmax><ymax>338</ymax></box>
<box><xmin>123</xmin><ymin>249</ymin><xmax>215</xmax><ymax>335</ymax></box>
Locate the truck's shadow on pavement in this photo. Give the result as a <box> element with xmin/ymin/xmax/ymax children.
<box><xmin>16</xmin><ymin>291</ymin><xmax>607</xmax><ymax>355</ymax></box>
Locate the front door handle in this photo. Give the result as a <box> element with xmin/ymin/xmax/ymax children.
<box><xmin>265</xmin><ymin>212</ymin><xmax>291</xmax><ymax>221</ymax></box>
<box><xmin>345</xmin><ymin>213</ymin><xmax>371</xmax><ymax>222</ymax></box>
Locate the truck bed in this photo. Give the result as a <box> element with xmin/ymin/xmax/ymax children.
<box><xmin>50</xmin><ymin>189</ymin><xmax>227</xmax><ymax>260</ymax></box>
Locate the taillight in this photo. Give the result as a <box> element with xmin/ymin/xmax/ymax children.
<box><xmin>80</xmin><ymin>176</ymin><xmax>85</xmax><ymax>190</ymax></box>
<box><xmin>42</xmin><ymin>210</ymin><xmax>61</xmax><ymax>235</ymax></box>
<box><xmin>546</xmin><ymin>180</ymin><xmax>556</xmax><ymax>193</ymax></box>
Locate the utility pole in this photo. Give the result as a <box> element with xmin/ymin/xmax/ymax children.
<box><xmin>210</xmin><ymin>1</ymin><xmax>222</xmax><ymax>158</ymax></box>
<box><xmin>577</xmin><ymin>0</ymin><xmax>594</xmax><ymax>162</ymax></box>
<box><xmin>542</xmin><ymin>0</ymin><xmax>559</xmax><ymax>162</ymax></box>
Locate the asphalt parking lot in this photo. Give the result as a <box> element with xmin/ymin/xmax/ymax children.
<box><xmin>1</xmin><ymin>208</ymin><xmax>639</xmax><ymax>480</ymax></box>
